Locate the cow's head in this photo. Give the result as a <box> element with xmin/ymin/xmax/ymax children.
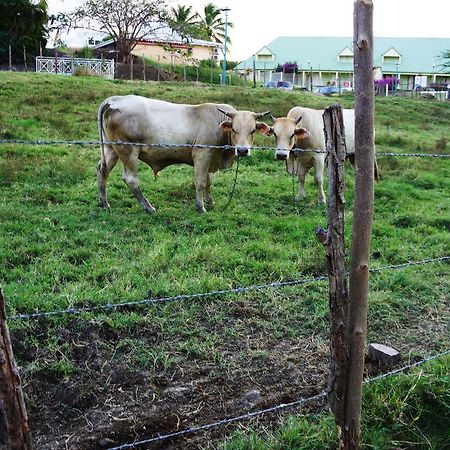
<box><xmin>218</xmin><ymin>109</ymin><xmax>271</xmax><ymax>156</ymax></box>
<box><xmin>262</xmin><ymin>116</ymin><xmax>310</xmax><ymax>160</ymax></box>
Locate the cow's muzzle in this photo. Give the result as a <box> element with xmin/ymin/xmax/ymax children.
<box><xmin>276</xmin><ymin>152</ymin><xmax>288</xmax><ymax>161</ymax></box>
<box><xmin>236</xmin><ymin>147</ymin><xmax>249</xmax><ymax>157</ymax></box>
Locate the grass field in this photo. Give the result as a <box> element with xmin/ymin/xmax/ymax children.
<box><xmin>0</xmin><ymin>72</ymin><xmax>449</xmax><ymax>449</ymax></box>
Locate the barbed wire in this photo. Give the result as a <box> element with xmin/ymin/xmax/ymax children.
<box><xmin>107</xmin><ymin>391</ymin><xmax>328</xmax><ymax>450</ymax></box>
<box><xmin>1</xmin><ymin>138</ymin><xmax>449</xmax><ymax>158</ymax></box>
<box><xmin>106</xmin><ymin>348</ymin><xmax>450</xmax><ymax>450</ymax></box>
<box><xmin>376</xmin><ymin>152</ymin><xmax>450</xmax><ymax>158</ymax></box>
<box><xmin>8</xmin><ymin>255</ymin><xmax>449</xmax><ymax>321</ymax></box>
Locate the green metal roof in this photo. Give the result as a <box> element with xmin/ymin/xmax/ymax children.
<box><xmin>236</xmin><ymin>37</ymin><xmax>450</xmax><ymax>74</ymax></box>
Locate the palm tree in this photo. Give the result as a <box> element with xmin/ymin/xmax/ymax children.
<box><xmin>198</xmin><ymin>2</ymin><xmax>233</xmax><ymax>45</ymax></box>
<box><xmin>169</xmin><ymin>5</ymin><xmax>202</xmax><ymax>41</ymax></box>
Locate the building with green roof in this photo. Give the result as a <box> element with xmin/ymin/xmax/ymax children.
<box><xmin>235</xmin><ymin>37</ymin><xmax>450</xmax><ymax>90</ymax></box>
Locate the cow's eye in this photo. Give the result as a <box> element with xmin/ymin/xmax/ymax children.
<box><xmin>251</xmin><ymin>129</ymin><xmax>256</xmax><ymax>134</ymax></box>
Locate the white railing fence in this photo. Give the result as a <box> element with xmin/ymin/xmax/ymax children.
<box><xmin>35</xmin><ymin>57</ymin><xmax>115</xmax><ymax>79</ymax></box>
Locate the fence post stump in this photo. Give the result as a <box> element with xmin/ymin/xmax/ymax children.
<box><xmin>317</xmin><ymin>104</ymin><xmax>348</xmax><ymax>435</ymax></box>
<box><xmin>0</xmin><ymin>289</ymin><xmax>32</xmax><ymax>449</ymax></box>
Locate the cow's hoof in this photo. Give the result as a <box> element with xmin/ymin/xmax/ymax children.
<box><xmin>144</xmin><ymin>206</ymin><xmax>156</xmax><ymax>214</ymax></box>
<box><xmin>196</xmin><ymin>206</ymin><xmax>207</xmax><ymax>213</ymax></box>
<box><xmin>295</xmin><ymin>195</ymin><xmax>304</xmax><ymax>202</ymax></box>
<box><xmin>99</xmin><ymin>201</ymin><xmax>111</xmax><ymax>210</ymax></box>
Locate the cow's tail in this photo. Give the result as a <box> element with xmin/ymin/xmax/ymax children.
<box><xmin>97</xmin><ymin>99</ymin><xmax>109</xmax><ymax>174</ymax></box>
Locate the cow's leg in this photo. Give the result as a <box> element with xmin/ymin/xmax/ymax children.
<box><xmin>205</xmin><ymin>172</ymin><xmax>215</xmax><ymax>208</ymax></box>
<box><xmin>97</xmin><ymin>145</ymin><xmax>118</xmax><ymax>209</ymax></box>
<box><xmin>193</xmin><ymin>161</ymin><xmax>209</xmax><ymax>213</ymax></box>
<box><xmin>296</xmin><ymin>163</ymin><xmax>308</xmax><ymax>202</ymax></box>
<box><xmin>313</xmin><ymin>156</ymin><xmax>326</xmax><ymax>204</ymax></box>
<box><xmin>121</xmin><ymin>149</ymin><xmax>156</xmax><ymax>214</ymax></box>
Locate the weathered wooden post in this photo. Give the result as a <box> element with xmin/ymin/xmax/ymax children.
<box><xmin>23</xmin><ymin>46</ymin><xmax>27</xmax><ymax>71</ymax></box>
<box><xmin>9</xmin><ymin>43</ymin><xmax>12</xmax><ymax>71</ymax></box>
<box><xmin>0</xmin><ymin>289</ymin><xmax>32</xmax><ymax>449</ymax></box>
<box><xmin>343</xmin><ymin>1</ymin><xmax>375</xmax><ymax>447</ymax></box>
<box><xmin>317</xmin><ymin>104</ymin><xmax>349</xmax><ymax>435</ymax></box>
<box><xmin>142</xmin><ymin>55</ymin><xmax>146</xmax><ymax>82</ymax></box>
<box><xmin>157</xmin><ymin>55</ymin><xmax>161</xmax><ymax>82</ymax></box>
<box><xmin>130</xmin><ymin>57</ymin><xmax>134</xmax><ymax>81</ymax></box>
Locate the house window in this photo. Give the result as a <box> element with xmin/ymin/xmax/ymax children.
<box><xmin>257</xmin><ymin>54</ymin><xmax>273</xmax><ymax>62</ymax></box>
<box><xmin>382</xmin><ymin>48</ymin><xmax>402</xmax><ymax>64</ymax></box>
<box><xmin>383</xmin><ymin>55</ymin><xmax>401</xmax><ymax>64</ymax></box>
<box><xmin>338</xmin><ymin>55</ymin><xmax>353</xmax><ymax>63</ymax></box>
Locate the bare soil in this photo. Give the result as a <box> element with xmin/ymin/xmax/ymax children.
<box><xmin>12</xmin><ymin>297</ymin><xmax>449</xmax><ymax>450</ymax></box>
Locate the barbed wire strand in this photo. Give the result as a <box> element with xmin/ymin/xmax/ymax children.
<box><xmin>9</xmin><ymin>256</ymin><xmax>449</xmax><ymax>321</ymax></box>
<box><xmin>106</xmin><ymin>348</ymin><xmax>450</xmax><ymax>450</ymax></box>
<box><xmin>1</xmin><ymin>138</ymin><xmax>449</xmax><ymax>158</ymax></box>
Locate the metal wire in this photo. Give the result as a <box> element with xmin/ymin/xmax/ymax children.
<box><xmin>0</xmin><ymin>138</ymin><xmax>325</xmax><ymax>154</ymax></box>
<box><xmin>366</xmin><ymin>348</ymin><xmax>450</xmax><ymax>383</ymax></box>
<box><xmin>8</xmin><ymin>256</ymin><xmax>449</xmax><ymax>321</ymax></box>
<box><xmin>222</xmin><ymin>156</ymin><xmax>240</xmax><ymax>211</ymax></box>
<box><xmin>1</xmin><ymin>138</ymin><xmax>449</xmax><ymax>158</ymax></box>
<box><xmin>106</xmin><ymin>348</ymin><xmax>450</xmax><ymax>450</ymax></box>
<box><xmin>8</xmin><ymin>274</ymin><xmax>328</xmax><ymax>320</ymax></box>
<box><xmin>107</xmin><ymin>391</ymin><xmax>328</xmax><ymax>450</ymax></box>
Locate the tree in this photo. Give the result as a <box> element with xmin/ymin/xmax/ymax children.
<box><xmin>197</xmin><ymin>3</ymin><xmax>233</xmax><ymax>45</ymax></box>
<box><xmin>62</xmin><ymin>0</ymin><xmax>169</xmax><ymax>63</ymax></box>
<box><xmin>0</xmin><ymin>0</ymin><xmax>48</xmax><ymax>64</ymax></box>
<box><xmin>168</xmin><ymin>5</ymin><xmax>202</xmax><ymax>42</ymax></box>
<box><xmin>440</xmin><ymin>50</ymin><xmax>450</xmax><ymax>69</ymax></box>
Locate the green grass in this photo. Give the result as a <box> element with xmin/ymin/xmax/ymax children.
<box><xmin>0</xmin><ymin>72</ymin><xmax>449</xmax><ymax>447</ymax></box>
<box><xmin>221</xmin><ymin>356</ymin><xmax>450</xmax><ymax>450</ymax></box>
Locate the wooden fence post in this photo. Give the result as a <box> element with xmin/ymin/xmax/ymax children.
<box><xmin>23</xmin><ymin>46</ymin><xmax>27</xmax><ymax>71</ymax></box>
<box><xmin>317</xmin><ymin>104</ymin><xmax>349</xmax><ymax>435</ymax></box>
<box><xmin>142</xmin><ymin>55</ymin><xmax>146</xmax><ymax>82</ymax></box>
<box><xmin>0</xmin><ymin>289</ymin><xmax>32</xmax><ymax>449</ymax></box>
<box><xmin>343</xmin><ymin>1</ymin><xmax>375</xmax><ymax>448</ymax></box>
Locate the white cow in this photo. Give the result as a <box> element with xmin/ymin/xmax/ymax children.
<box><xmin>97</xmin><ymin>95</ymin><xmax>270</xmax><ymax>213</ymax></box>
<box><xmin>264</xmin><ymin>106</ymin><xmax>378</xmax><ymax>203</ymax></box>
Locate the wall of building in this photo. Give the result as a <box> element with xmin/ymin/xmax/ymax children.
<box><xmin>132</xmin><ymin>43</ymin><xmax>215</xmax><ymax>64</ymax></box>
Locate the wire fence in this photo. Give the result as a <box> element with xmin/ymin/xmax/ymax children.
<box><xmin>8</xmin><ymin>256</ymin><xmax>449</xmax><ymax>321</ymax></box>
<box><xmin>1</xmin><ymin>138</ymin><xmax>450</xmax><ymax>158</ymax></box>
<box><xmin>2</xmin><ymin>134</ymin><xmax>449</xmax><ymax>447</ymax></box>
<box><xmin>106</xmin><ymin>348</ymin><xmax>450</xmax><ymax>449</ymax></box>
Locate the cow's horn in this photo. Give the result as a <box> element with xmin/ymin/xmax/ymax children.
<box><xmin>254</xmin><ymin>110</ymin><xmax>271</xmax><ymax>119</ymax></box>
<box><xmin>295</xmin><ymin>115</ymin><xmax>303</xmax><ymax>125</ymax></box>
<box><xmin>218</xmin><ymin>108</ymin><xmax>235</xmax><ymax>118</ymax></box>
<box><xmin>269</xmin><ymin>114</ymin><xmax>277</xmax><ymax>122</ymax></box>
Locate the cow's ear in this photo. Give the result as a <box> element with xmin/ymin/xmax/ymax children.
<box><xmin>220</xmin><ymin>120</ymin><xmax>233</xmax><ymax>132</ymax></box>
<box><xmin>295</xmin><ymin>127</ymin><xmax>310</xmax><ymax>140</ymax></box>
<box><xmin>256</xmin><ymin>122</ymin><xmax>273</xmax><ymax>136</ymax></box>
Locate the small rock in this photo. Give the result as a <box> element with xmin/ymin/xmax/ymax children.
<box><xmin>368</xmin><ymin>343</ymin><xmax>401</xmax><ymax>364</ymax></box>
<box><xmin>98</xmin><ymin>438</ymin><xmax>115</xmax><ymax>447</ymax></box>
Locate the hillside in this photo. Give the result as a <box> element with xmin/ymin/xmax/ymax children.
<box><xmin>0</xmin><ymin>72</ymin><xmax>449</xmax><ymax>449</ymax></box>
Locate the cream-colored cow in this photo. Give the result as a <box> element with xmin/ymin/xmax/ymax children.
<box><xmin>97</xmin><ymin>95</ymin><xmax>270</xmax><ymax>213</ymax></box>
<box><xmin>264</xmin><ymin>106</ymin><xmax>378</xmax><ymax>203</ymax></box>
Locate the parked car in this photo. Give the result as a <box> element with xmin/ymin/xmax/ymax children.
<box><xmin>264</xmin><ymin>81</ymin><xmax>277</xmax><ymax>88</ymax></box>
<box><xmin>314</xmin><ymin>85</ymin><xmax>353</xmax><ymax>95</ymax></box>
<box><xmin>264</xmin><ymin>80</ymin><xmax>293</xmax><ymax>91</ymax></box>
<box><xmin>276</xmin><ymin>81</ymin><xmax>293</xmax><ymax>91</ymax></box>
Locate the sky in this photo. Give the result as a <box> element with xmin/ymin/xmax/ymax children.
<box><xmin>47</xmin><ymin>0</ymin><xmax>450</xmax><ymax>62</ymax></box>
